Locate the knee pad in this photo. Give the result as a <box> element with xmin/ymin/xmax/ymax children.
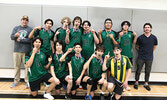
<box><xmin>87</xmin><ymin>78</ymin><xmax>93</xmax><ymax>85</ymax></box>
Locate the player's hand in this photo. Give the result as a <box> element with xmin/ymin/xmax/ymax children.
<box><xmin>119</xmin><ymin>32</ymin><xmax>124</xmax><ymax>37</ymax></box>
<box><xmin>48</xmin><ymin>56</ymin><xmax>52</xmax><ymax>63</ymax></box>
<box><xmin>55</xmin><ymin>30</ymin><xmax>60</xmax><ymax>36</ymax></box>
<box><xmin>66</xmin><ymin>28</ymin><xmax>70</xmax><ymax>35</ymax></box>
<box><xmin>34</xmin><ymin>26</ymin><xmax>41</xmax><ymax>30</ymax></box>
<box><xmin>16</xmin><ymin>38</ymin><xmax>20</xmax><ymax>42</ymax></box>
<box><xmin>107</xmin><ymin>34</ymin><xmax>113</xmax><ymax>39</ymax></box>
<box><xmin>15</xmin><ymin>29</ymin><xmax>20</xmax><ymax>37</ymax></box>
<box><xmin>121</xmin><ymin>80</ymin><xmax>128</xmax><ymax>88</ymax></box>
<box><xmin>104</xmin><ymin>52</ymin><xmax>110</xmax><ymax>60</ymax></box>
<box><xmin>98</xmin><ymin>28</ymin><xmax>103</xmax><ymax>35</ymax></box>
<box><xmin>98</xmin><ymin>78</ymin><xmax>104</xmax><ymax>84</ymax></box>
<box><xmin>67</xmin><ymin>48</ymin><xmax>73</xmax><ymax>54</ymax></box>
<box><xmin>32</xmin><ymin>47</ymin><xmax>38</xmax><ymax>53</ymax></box>
<box><xmin>90</xmin><ymin>27</ymin><xmax>95</xmax><ymax>34</ymax></box>
<box><xmin>76</xmin><ymin>77</ymin><xmax>81</xmax><ymax>85</ymax></box>
<box><xmin>91</xmin><ymin>52</ymin><xmax>97</xmax><ymax>58</ymax></box>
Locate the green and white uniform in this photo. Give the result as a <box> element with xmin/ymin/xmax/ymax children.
<box><xmin>65</xmin><ymin>28</ymin><xmax>82</xmax><ymax>51</ymax></box>
<box><xmin>81</xmin><ymin>31</ymin><xmax>96</xmax><ymax>60</ymax></box>
<box><xmin>33</xmin><ymin>29</ymin><xmax>54</xmax><ymax>56</ymax></box>
<box><xmin>51</xmin><ymin>53</ymin><xmax>68</xmax><ymax>79</ymax></box>
<box><xmin>101</xmin><ymin>30</ymin><xmax>116</xmax><ymax>57</ymax></box>
<box><xmin>118</xmin><ymin>31</ymin><xmax>134</xmax><ymax>58</ymax></box>
<box><xmin>89</xmin><ymin>57</ymin><xmax>105</xmax><ymax>80</ymax></box>
<box><xmin>25</xmin><ymin>51</ymin><xmax>47</xmax><ymax>82</ymax></box>
<box><xmin>70</xmin><ymin>56</ymin><xmax>85</xmax><ymax>80</ymax></box>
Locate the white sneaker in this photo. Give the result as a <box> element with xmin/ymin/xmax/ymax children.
<box><xmin>126</xmin><ymin>86</ymin><xmax>131</xmax><ymax>91</ymax></box>
<box><xmin>43</xmin><ymin>92</ymin><xmax>54</xmax><ymax>100</ymax></box>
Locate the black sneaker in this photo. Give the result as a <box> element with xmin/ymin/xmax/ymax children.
<box><xmin>106</xmin><ymin>93</ymin><xmax>114</xmax><ymax>100</ymax></box>
<box><xmin>65</xmin><ymin>93</ymin><xmax>72</xmax><ymax>100</ymax></box>
<box><xmin>100</xmin><ymin>93</ymin><xmax>105</xmax><ymax>100</ymax></box>
<box><xmin>134</xmin><ymin>83</ymin><xmax>138</xmax><ymax>90</ymax></box>
<box><xmin>144</xmin><ymin>85</ymin><xmax>151</xmax><ymax>91</ymax></box>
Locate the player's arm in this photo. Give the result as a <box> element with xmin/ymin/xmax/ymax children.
<box><xmin>68</xmin><ymin>62</ymin><xmax>73</xmax><ymax>80</ymax></box>
<box><xmin>132</xmin><ymin>31</ymin><xmax>137</xmax><ymax>44</ymax></box>
<box><xmin>102</xmin><ymin>53</ymin><xmax>110</xmax><ymax>71</ymax></box>
<box><xmin>29</xmin><ymin>26</ymin><xmax>41</xmax><ymax>39</ymax></box>
<box><xmin>65</xmin><ymin>28</ymin><xmax>70</xmax><ymax>44</ymax></box>
<box><xmin>98</xmin><ymin>28</ymin><xmax>103</xmax><ymax>43</ymax></box>
<box><xmin>59</xmin><ymin>48</ymin><xmax>73</xmax><ymax>62</ymax></box>
<box><xmin>91</xmin><ymin>28</ymin><xmax>99</xmax><ymax>44</ymax></box>
<box><xmin>26</xmin><ymin>48</ymin><xmax>37</xmax><ymax>68</ymax></box>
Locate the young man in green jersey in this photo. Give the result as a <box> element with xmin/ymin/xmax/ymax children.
<box><xmin>98</xmin><ymin>18</ymin><xmax>118</xmax><ymax>57</ymax></box>
<box><xmin>103</xmin><ymin>44</ymin><xmax>132</xmax><ymax>100</ymax></box>
<box><xmin>65</xmin><ymin>16</ymin><xmax>82</xmax><ymax>51</ymax></box>
<box><xmin>80</xmin><ymin>44</ymin><xmax>108</xmax><ymax>100</ymax></box>
<box><xmin>63</xmin><ymin>43</ymin><xmax>93</xmax><ymax>100</ymax></box>
<box><xmin>54</xmin><ymin>17</ymin><xmax>71</xmax><ymax>52</ymax></box>
<box><xmin>81</xmin><ymin>20</ymin><xmax>99</xmax><ymax>60</ymax></box>
<box><xmin>118</xmin><ymin>21</ymin><xmax>137</xmax><ymax>63</ymax></box>
<box><xmin>50</xmin><ymin>40</ymin><xmax>73</xmax><ymax>100</ymax></box>
<box><xmin>25</xmin><ymin>37</ymin><xmax>56</xmax><ymax>100</ymax></box>
<box><xmin>29</xmin><ymin>19</ymin><xmax>55</xmax><ymax>60</ymax></box>
<box><xmin>118</xmin><ymin>21</ymin><xmax>137</xmax><ymax>91</ymax></box>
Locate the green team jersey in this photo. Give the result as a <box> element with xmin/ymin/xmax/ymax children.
<box><xmin>25</xmin><ymin>50</ymin><xmax>47</xmax><ymax>82</ymax></box>
<box><xmin>34</xmin><ymin>29</ymin><xmax>54</xmax><ymax>55</ymax></box>
<box><xmin>70</xmin><ymin>56</ymin><xmax>85</xmax><ymax>80</ymax></box>
<box><xmin>56</xmin><ymin>28</ymin><xmax>66</xmax><ymax>52</ymax></box>
<box><xmin>118</xmin><ymin>31</ymin><xmax>134</xmax><ymax>58</ymax></box>
<box><xmin>106</xmin><ymin>55</ymin><xmax>132</xmax><ymax>83</ymax></box>
<box><xmin>65</xmin><ymin>28</ymin><xmax>82</xmax><ymax>51</ymax></box>
<box><xmin>51</xmin><ymin>53</ymin><xmax>68</xmax><ymax>79</ymax></box>
<box><xmin>81</xmin><ymin>31</ymin><xmax>95</xmax><ymax>60</ymax></box>
<box><xmin>89</xmin><ymin>57</ymin><xmax>105</xmax><ymax>79</ymax></box>
<box><xmin>101</xmin><ymin>30</ymin><xmax>116</xmax><ymax>57</ymax></box>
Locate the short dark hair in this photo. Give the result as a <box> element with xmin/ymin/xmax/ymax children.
<box><xmin>32</xmin><ymin>37</ymin><xmax>43</xmax><ymax>47</ymax></box>
<box><xmin>82</xmin><ymin>20</ymin><xmax>91</xmax><ymax>27</ymax></box>
<box><xmin>95</xmin><ymin>44</ymin><xmax>105</xmax><ymax>52</ymax></box>
<box><xmin>113</xmin><ymin>44</ymin><xmax>121</xmax><ymax>50</ymax></box>
<box><xmin>54</xmin><ymin>40</ymin><xmax>63</xmax><ymax>49</ymax></box>
<box><xmin>143</xmin><ymin>23</ymin><xmax>152</xmax><ymax>28</ymax></box>
<box><xmin>74</xmin><ymin>43</ymin><xmax>82</xmax><ymax>48</ymax></box>
<box><xmin>104</xmin><ymin>18</ymin><xmax>112</xmax><ymax>25</ymax></box>
<box><xmin>73</xmin><ymin>16</ymin><xmax>82</xmax><ymax>26</ymax></box>
<box><xmin>44</xmin><ymin>19</ymin><xmax>53</xmax><ymax>26</ymax></box>
<box><xmin>121</xmin><ymin>21</ymin><xmax>131</xmax><ymax>27</ymax></box>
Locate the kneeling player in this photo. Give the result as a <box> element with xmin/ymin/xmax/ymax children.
<box><xmin>25</xmin><ymin>37</ymin><xmax>56</xmax><ymax>100</ymax></box>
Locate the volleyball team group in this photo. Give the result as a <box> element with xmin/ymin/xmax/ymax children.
<box><xmin>10</xmin><ymin>15</ymin><xmax>158</xmax><ymax>100</ymax></box>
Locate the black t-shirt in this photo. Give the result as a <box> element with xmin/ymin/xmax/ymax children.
<box><xmin>136</xmin><ymin>34</ymin><xmax>158</xmax><ymax>61</ymax></box>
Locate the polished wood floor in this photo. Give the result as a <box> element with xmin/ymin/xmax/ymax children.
<box><xmin>0</xmin><ymin>82</ymin><xmax>167</xmax><ymax>99</ymax></box>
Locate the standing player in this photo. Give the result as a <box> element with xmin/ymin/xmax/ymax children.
<box><xmin>54</xmin><ymin>17</ymin><xmax>71</xmax><ymax>52</ymax></box>
<box><xmin>118</xmin><ymin>21</ymin><xmax>137</xmax><ymax>91</ymax></box>
<box><xmin>103</xmin><ymin>44</ymin><xmax>132</xmax><ymax>100</ymax></box>
<box><xmin>98</xmin><ymin>18</ymin><xmax>118</xmax><ymax>57</ymax></box>
<box><xmin>50</xmin><ymin>40</ymin><xmax>73</xmax><ymax>100</ymax></box>
<box><xmin>25</xmin><ymin>37</ymin><xmax>56</xmax><ymax>100</ymax></box>
<box><xmin>81</xmin><ymin>20</ymin><xmax>99</xmax><ymax>60</ymax></box>
<box><xmin>29</xmin><ymin>19</ymin><xmax>55</xmax><ymax>61</ymax></box>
